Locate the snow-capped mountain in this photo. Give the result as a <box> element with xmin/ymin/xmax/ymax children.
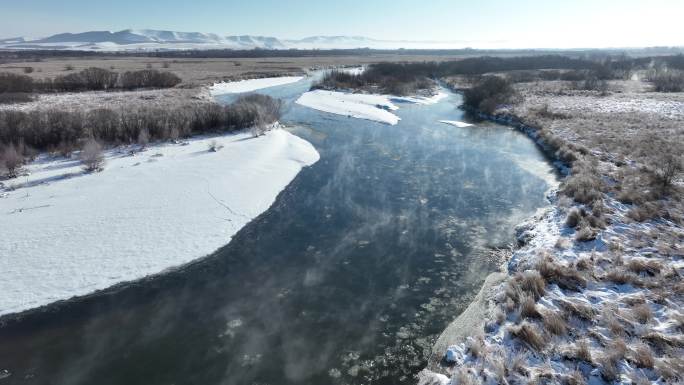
<box><xmin>0</xmin><ymin>29</ymin><xmax>471</xmax><ymax>51</ymax></box>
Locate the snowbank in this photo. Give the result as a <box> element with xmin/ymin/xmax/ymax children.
<box><xmin>295</xmin><ymin>90</ymin><xmax>449</xmax><ymax>125</ymax></box>
<box><xmin>209</xmin><ymin>76</ymin><xmax>304</xmax><ymax>95</ymax></box>
<box><xmin>0</xmin><ymin>129</ymin><xmax>319</xmax><ymax>316</ymax></box>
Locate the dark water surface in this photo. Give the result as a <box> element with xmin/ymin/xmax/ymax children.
<box><xmin>0</xmin><ymin>77</ymin><xmax>556</xmax><ymax>385</ymax></box>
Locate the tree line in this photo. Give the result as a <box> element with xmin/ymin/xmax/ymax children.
<box><xmin>0</xmin><ymin>68</ymin><xmax>181</xmax><ymax>103</ymax></box>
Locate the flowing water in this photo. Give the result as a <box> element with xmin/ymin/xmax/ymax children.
<box><xmin>0</xmin><ymin>77</ymin><xmax>557</xmax><ymax>385</ymax></box>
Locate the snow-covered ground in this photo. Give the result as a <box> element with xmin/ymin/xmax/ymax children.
<box><xmin>209</xmin><ymin>76</ymin><xmax>304</xmax><ymax>95</ymax></box>
<box><xmin>0</xmin><ymin>129</ymin><xmax>319</xmax><ymax>316</ymax></box>
<box><xmin>295</xmin><ymin>90</ymin><xmax>448</xmax><ymax>125</ymax></box>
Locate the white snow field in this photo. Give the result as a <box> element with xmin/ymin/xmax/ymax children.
<box><xmin>295</xmin><ymin>90</ymin><xmax>448</xmax><ymax>125</ymax></box>
<box><xmin>0</xmin><ymin>129</ymin><xmax>319</xmax><ymax>316</ymax></box>
<box><xmin>209</xmin><ymin>76</ymin><xmax>304</xmax><ymax>95</ymax></box>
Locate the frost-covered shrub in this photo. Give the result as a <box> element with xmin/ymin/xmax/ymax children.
<box><xmin>0</xmin><ymin>144</ymin><xmax>23</xmax><ymax>178</ymax></box>
<box><xmin>80</xmin><ymin>138</ymin><xmax>104</xmax><ymax>172</ymax></box>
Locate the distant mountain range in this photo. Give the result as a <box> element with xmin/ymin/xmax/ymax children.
<box><xmin>0</xmin><ymin>29</ymin><xmax>479</xmax><ymax>51</ymax></box>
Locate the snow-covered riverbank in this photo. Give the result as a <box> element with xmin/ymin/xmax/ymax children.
<box><xmin>295</xmin><ymin>89</ymin><xmax>448</xmax><ymax>125</ymax></box>
<box><xmin>209</xmin><ymin>76</ymin><xmax>304</xmax><ymax>95</ymax></box>
<box><xmin>0</xmin><ymin>129</ymin><xmax>319</xmax><ymax>316</ymax></box>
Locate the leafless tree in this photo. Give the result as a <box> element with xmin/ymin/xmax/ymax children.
<box><xmin>80</xmin><ymin>138</ymin><xmax>104</xmax><ymax>172</ymax></box>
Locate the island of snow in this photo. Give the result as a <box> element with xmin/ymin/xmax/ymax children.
<box><xmin>0</xmin><ymin>129</ymin><xmax>319</xmax><ymax>316</ymax></box>
<box><xmin>209</xmin><ymin>76</ymin><xmax>304</xmax><ymax>95</ymax></box>
<box><xmin>295</xmin><ymin>90</ymin><xmax>448</xmax><ymax>125</ymax></box>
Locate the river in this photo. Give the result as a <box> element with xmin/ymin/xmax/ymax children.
<box><xmin>0</xmin><ymin>76</ymin><xmax>556</xmax><ymax>385</ymax></box>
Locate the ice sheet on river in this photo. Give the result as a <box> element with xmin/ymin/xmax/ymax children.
<box><xmin>0</xmin><ymin>129</ymin><xmax>319</xmax><ymax>316</ymax></box>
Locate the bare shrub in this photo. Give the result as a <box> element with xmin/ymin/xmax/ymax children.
<box><xmin>565</xmin><ymin>207</ymin><xmax>583</xmax><ymax>228</ymax></box>
<box><xmin>120</xmin><ymin>69</ymin><xmax>181</xmax><ymax>90</ymax></box>
<box><xmin>463</xmin><ymin>76</ymin><xmax>517</xmax><ymax>114</ymax></box>
<box><xmin>574</xmin><ymin>223</ymin><xmax>596</xmax><ymax>242</ymax></box>
<box><xmin>651</xmin><ymin>70</ymin><xmax>684</xmax><ymax>92</ymax></box>
<box><xmin>23</xmin><ymin>66</ymin><xmax>34</xmax><ymax>74</ymax></box>
<box><xmin>137</xmin><ymin>129</ymin><xmax>150</xmax><ymax>149</ymax></box>
<box><xmin>80</xmin><ymin>67</ymin><xmax>118</xmax><ymax>90</ymax></box>
<box><xmin>0</xmin><ymin>72</ymin><xmax>34</xmax><ymax>93</ymax></box>
<box><xmin>0</xmin><ymin>92</ymin><xmax>33</xmax><ymax>104</ymax></box>
<box><xmin>509</xmin><ymin>322</ymin><xmax>546</xmax><ymax>351</ymax></box>
<box><xmin>208</xmin><ymin>140</ymin><xmax>223</xmax><ymax>152</ymax></box>
<box><xmin>0</xmin><ymin>144</ymin><xmax>23</xmax><ymax>178</ymax></box>
<box><xmin>80</xmin><ymin>138</ymin><xmax>104</xmax><ymax>172</ymax></box>
<box><xmin>64</xmin><ymin>64</ymin><xmax>74</xmax><ymax>71</ymax></box>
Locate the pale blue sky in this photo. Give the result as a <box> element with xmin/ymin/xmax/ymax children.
<box><xmin>1</xmin><ymin>0</ymin><xmax>682</xmax><ymax>48</ymax></box>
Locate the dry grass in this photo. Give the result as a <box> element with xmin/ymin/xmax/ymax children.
<box><xmin>655</xmin><ymin>356</ymin><xmax>684</xmax><ymax>381</ymax></box>
<box><xmin>630</xmin><ymin>303</ymin><xmax>653</xmax><ymax>324</ymax></box>
<box><xmin>537</xmin><ymin>257</ymin><xmax>587</xmax><ymax>292</ymax></box>
<box><xmin>519</xmin><ymin>294</ymin><xmax>542</xmax><ymax>319</ymax></box>
<box><xmin>452</xmin><ymin>367</ymin><xmax>482</xmax><ymax>385</ymax></box>
<box><xmin>507</xmin><ymin>270</ymin><xmax>546</xmax><ymax>303</ymax></box>
<box><xmin>604</xmin><ymin>268</ymin><xmax>640</xmax><ymax>286</ymax></box>
<box><xmin>575</xmin><ymin>339</ymin><xmax>592</xmax><ymax>363</ymax></box>
<box><xmin>574</xmin><ymin>257</ymin><xmax>593</xmax><ymax>271</ymax></box>
<box><xmin>630</xmin><ymin>343</ymin><xmax>655</xmax><ymax>369</ymax></box>
<box><xmin>541</xmin><ymin>310</ymin><xmax>568</xmax><ymax>336</ymax></box>
<box><xmin>598</xmin><ymin>339</ymin><xmax>627</xmax><ymax>382</ymax></box>
<box><xmin>466</xmin><ymin>336</ymin><xmax>485</xmax><ymax>359</ymax></box>
<box><xmin>642</xmin><ymin>332</ymin><xmax>683</xmax><ymax>351</ymax></box>
<box><xmin>558</xmin><ymin>299</ymin><xmax>595</xmax><ymax>321</ymax></box>
<box><xmin>600</xmin><ymin>307</ymin><xmax>625</xmax><ymax>336</ymax></box>
<box><xmin>562</xmin><ymin>370</ymin><xmax>586</xmax><ymax>385</ymax></box>
<box><xmin>626</xmin><ymin>258</ymin><xmax>663</xmax><ymax>276</ymax></box>
<box><xmin>509</xmin><ymin>322</ymin><xmax>546</xmax><ymax>351</ymax></box>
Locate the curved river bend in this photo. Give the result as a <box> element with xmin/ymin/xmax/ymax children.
<box><xmin>0</xmin><ymin>77</ymin><xmax>557</xmax><ymax>385</ymax></box>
